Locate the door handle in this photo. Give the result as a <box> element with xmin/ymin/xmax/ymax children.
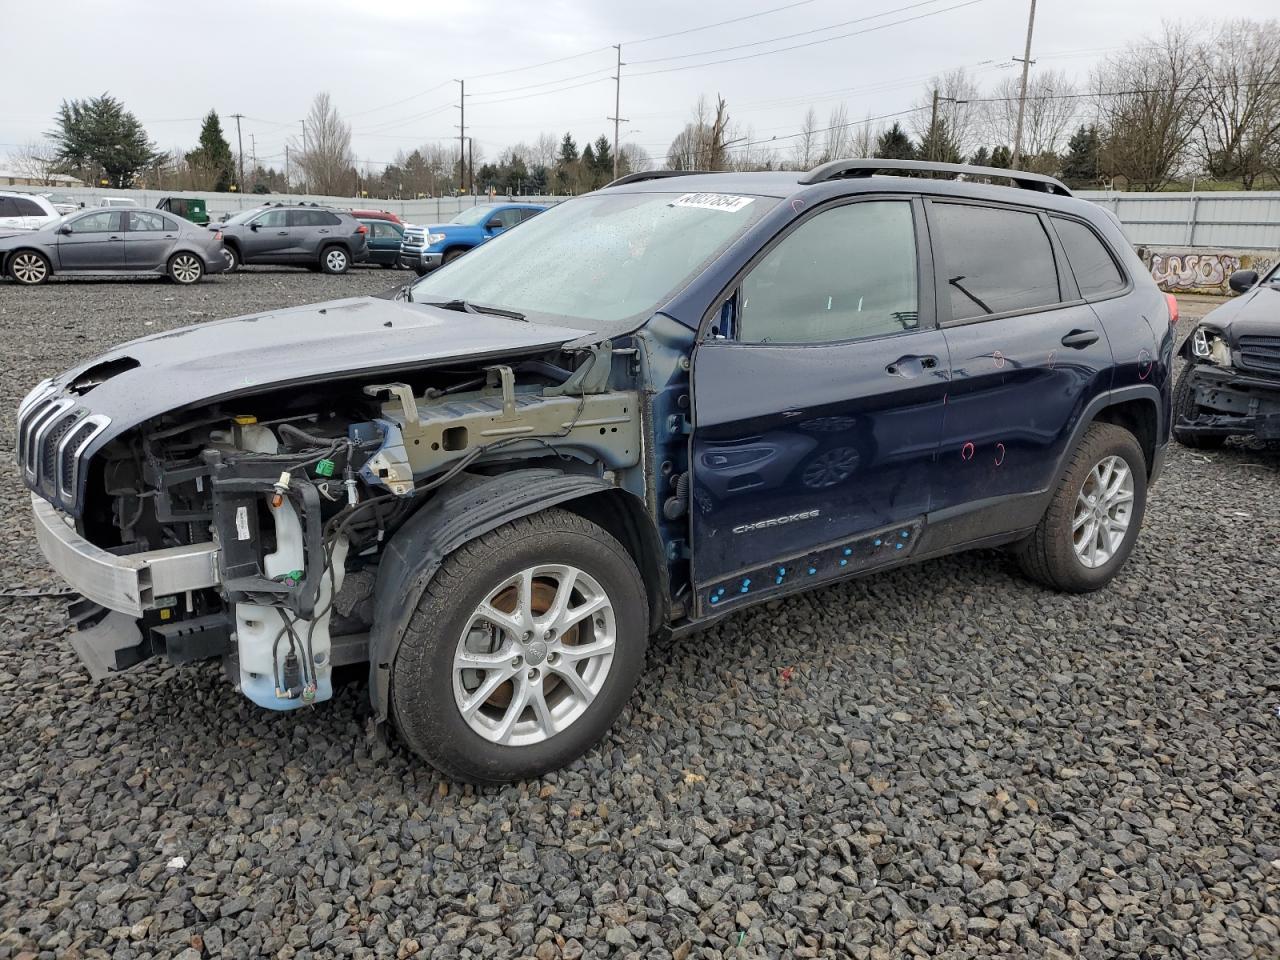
<box><xmin>1061</xmin><ymin>329</ymin><xmax>1099</xmax><ymax>349</ymax></box>
<box><xmin>107</xmin><ymin>236</ymin><xmax>122</xmax><ymax>241</ymax></box>
<box><xmin>885</xmin><ymin>355</ymin><xmax>939</xmax><ymax>378</ymax></box>
<box><xmin>276</xmin><ymin>231</ymin><xmax>289</xmax><ymax>236</ymax></box>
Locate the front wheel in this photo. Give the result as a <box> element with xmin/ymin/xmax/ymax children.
<box><xmin>9</xmin><ymin>250</ymin><xmax>50</xmax><ymax>285</ymax></box>
<box><xmin>1016</xmin><ymin>422</ymin><xmax>1148</xmax><ymax>593</ymax></box>
<box><xmin>221</xmin><ymin>246</ymin><xmax>239</xmax><ymax>272</ymax></box>
<box><xmin>1172</xmin><ymin>363</ymin><xmax>1227</xmax><ymax>449</ymax></box>
<box><xmin>391</xmin><ymin>509</ymin><xmax>648</xmax><ymax>783</ymax></box>
<box><xmin>167</xmin><ymin>252</ymin><xmax>204</xmax><ymax>284</ymax></box>
<box><xmin>321</xmin><ymin>246</ymin><xmax>350</xmax><ymax>274</ymax></box>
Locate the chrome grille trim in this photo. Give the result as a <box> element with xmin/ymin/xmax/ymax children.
<box><xmin>58</xmin><ymin>414</ymin><xmax>110</xmax><ymax>499</ymax></box>
<box><xmin>22</xmin><ymin>398</ymin><xmax>73</xmax><ymax>485</ymax></box>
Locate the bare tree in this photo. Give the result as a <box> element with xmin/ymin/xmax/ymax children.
<box><xmin>820</xmin><ymin>104</ymin><xmax>851</xmax><ymax>162</ymax></box>
<box><xmin>850</xmin><ymin>116</ymin><xmax>881</xmax><ymax>159</ymax></box>
<box><xmin>983</xmin><ymin>69</ymin><xmax>1079</xmax><ymax>159</ymax></box>
<box><xmin>666</xmin><ymin>95</ymin><xmax>732</xmax><ymax>170</ymax></box>
<box><xmin>790</xmin><ymin>107</ymin><xmax>820</xmax><ymax>169</ymax></box>
<box><xmin>913</xmin><ymin>68</ymin><xmax>983</xmax><ymax>156</ymax></box>
<box><xmin>619</xmin><ymin>142</ymin><xmax>651</xmax><ymax>173</ymax></box>
<box><xmin>532</xmin><ymin>132</ymin><xmax>559</xmax><ymax>170</ymax></box>
<box><xmin>292</xmin><ymin>92</ymin><xmax>355</xmax><ymax>196</ymax></box>
<box><xmin>1196</xmin><ymin>18</ymin><xmax>1280</xmax><ymax>188</ymax></box>
<box><xmin>7</xmin><ymin>141</ymin><xmax>62</xmax><ymax>182</ymax></box>
<box><xmin>1092</xmin><ymin>23</ymin><xmax>1208</xmax><ymax>190</ymax></box>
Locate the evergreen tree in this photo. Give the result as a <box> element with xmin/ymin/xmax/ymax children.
<box><xmin>187</xmin><ymin>110</ymin><xmax>235</xmax><ymax>191</ymax></box>
<box><xmin>915</xmin><ymin>119</ymin><xmax>962</xmax><ymax>165</ymax></box>
<box><xmin>969</xmin><ymin>146</ymin><xmax>991</xmax><ymax>167</ymax></box>
<box><xmin>49</xmin><ymin>92</ymin><xmax>159</xmax><ymax>187</ymax></box>
<box><xmin>557</xmin><ymin>132</ymin><xmax>579</xmax><ymax>165</ymax></box>
<box><xmin>989</xmin><ymin>145</ymin><xmax>1012</xmax><ymax>168</ymax></box>
<box><xmin>874</xmin><ymin>122</ymin><xmax>915</xmax><ymax>160</ymax></box>
<box><xmin>1060</xmin><ymin>125</ymin><xmax>1101</xmax><ymax>188</ymax></box>
<box><xmin>591</xmin><ymin>135</ymin><xmax>613</xmax><ymax>176</ymax></box>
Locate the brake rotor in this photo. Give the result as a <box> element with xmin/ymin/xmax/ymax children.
<box><xmin>482</xmin><ymin>577</ymin><xmax>581</xmax><ymax>709</ymax></box>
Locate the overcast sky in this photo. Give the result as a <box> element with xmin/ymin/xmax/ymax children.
<box><xmin>0</xmin><ymin>0</ymin><xmax>1264</xmax><ymax>171</ymax></box>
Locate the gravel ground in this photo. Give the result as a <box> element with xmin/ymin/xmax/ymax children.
<box><xmin>0</xmin><ymin>272</ymin><xmax>1276</xmax><ymax>960</ymax></box>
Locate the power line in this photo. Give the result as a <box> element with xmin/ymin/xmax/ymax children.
<box><xmin>628</xmin><ymin>0</ymin><xmax>987</xmax><ymax>77</ymax></box>
<box><xmin>624</xmin><ymin>0</ymin><xmax>822</xmax><ymax>45</ymax></box>
<box><xmin>344</xmin><ymin>80</ymin><xmax>455</xmax><ymax>119</ymax></box>
<box><xmin>628</xmin><ymin>0</ymin><xmax>955</xmax><ymax>65</ymax></box>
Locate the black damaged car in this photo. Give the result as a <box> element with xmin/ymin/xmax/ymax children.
<box><xmin>1174</xmin><ymin>261</ymin><xmax>1280</xmax><ymax>448</ymax></box>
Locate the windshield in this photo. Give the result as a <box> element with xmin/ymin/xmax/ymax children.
<box><xmin>410</xmin><ymin>191</ymin><xmax>777</xmax><ymax>332</ymax></box>
<box><xmin>449</xmin><ymin>205</ymin><xmax>498</xmax><ymax>226</ymax></box>
<box><xmin>223</xmin><ymin>207</ymin><xmax>267</xmax><ymax>225</ymax></box>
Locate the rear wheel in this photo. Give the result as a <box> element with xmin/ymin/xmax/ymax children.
<box><xmin>1172</xmin><ymin>363</ymin><xmax>1228</xmax><ymax>449</ymax></box>
<box><xmin>9</xmin><ymin>250</ymin><xmax>50</xmax><ymax>285</ymax></box>
<box><xmin>321</xmin><ymin>246</ymin><xmax>350</xmax><ymax>274</ymax></box>
<box><xmin>167</xmin><ymin>252</ymin><xmax>204</xmax><ymax>284</ymax></box>
<box><xmin>391</xmin><ymin>509</ymin><xmax>648</xmax><ymax>783</ymax></box>
<box><xmin>1016</xmin><ymin>422</ymin><xmax>1148</xmax><ymax>593</ymax></box>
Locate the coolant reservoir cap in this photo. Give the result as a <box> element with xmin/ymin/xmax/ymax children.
<box><xmin>233</xmin><ymin>414</ymin><xmax>258</xmax><ymax>425</ymax></box>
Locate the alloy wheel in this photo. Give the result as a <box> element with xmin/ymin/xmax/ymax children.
<box><xmin>1072</xmin><ymin>455</ymin><xmax>1135</xmax><ymax>568</ymax></box>
<box><xmin>171</xmin><ymin>255</ymin><xmax>201</xmax><ymax>284</ymax></box>
<box><xmin>11</xmin><ymin>253</ymin><xmax>48</xmax><ymax>284</ymax></box>
<box><xmin>452</xmin><ymin>564</ymin><xmax>616</xmax><ymax>746</ymax></box>
<box><xmin>325</xmin><ymin>249</ymin><xmax>348</xmax><ymax>272</ymax></box>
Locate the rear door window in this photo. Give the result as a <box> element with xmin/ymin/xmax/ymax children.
<box><xmin>1051</xmin><ymin>216</ymin><xmax>1126</xmax><ymax>299</ymax></box>
<box><xmin>14</xmin><ymin>197</ymin><xmax>47</xmax><ymax>216</ymax></box>
<box><xmin>128</xmin><ymin>211</ymin><xmax>169</xmax><ymax>231</ymax></box>
<box><xmin>930</xmin><ymin>202</ymin><xmax>1061</xmax><ymax>321</ymax></box>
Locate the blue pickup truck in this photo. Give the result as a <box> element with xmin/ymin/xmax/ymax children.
<box><xmin>399</xmin><ymin>202</ymin><xmax>546</xmax><ymax>274</ymax></box>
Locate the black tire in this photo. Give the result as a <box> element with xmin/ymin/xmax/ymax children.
<box><xmin>414</xmin><ymin>266</ymin><xmax>428</xmax><ymax>277</ymax></box>
<box><xmin>1172</xmin><ymin>363</ymin><xmax>1228</xmax><ymax>449</ymax></box>
<box><xmin>221</xmin><ymin>245</ymin><xmax>239</xmax><ymax>273</ymax></box>
<box><xmin>167</xmin><ymin>252</ymin><xmax>204</xmax><ymax>285</ymax></box>
<box><xmin>380</xmin><ymin>262</ymin><xmax>397</xmax><ymax>269</ymax></box>
<box><xmin>391</xmin><ymin>509</ymin><xmax>649</xmax><ymax>783</ymax></box>
<box><xmin>1016</xmin><ymin>422</ymin><xmax>1148</xmax><ymax>593</ymax></box>
<box><xmin>320</xmin><ymin>245</ymin><xmax>350</xmax><ymax>275</ymax></box>
<box><xmin>442</xmin><ymin>247</ymin><xmax>466</xmax><ymax>266</ymax></box>
<box><xmin>8</xmin><ymin>250</ymin><xmax>51</xmax><ymax>285</ymax></box>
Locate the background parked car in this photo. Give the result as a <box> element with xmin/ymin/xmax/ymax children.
<box><xmin>39</xmin><ymin>193</ymin><xmax>82</xmax><ymax>216</ymax></box>
<box><xmin>0</xmin><ymin>207</ymin><xmax>227</xmax><ymax>285</ymax></box>
<box><xmin>351</xmin><ymin>208</ymin><xmax>402</xmax><ymax>224</ymax></box>
<box><xmin>0</xmin><ymin>192</ymin><xmax>61</xmax><ymax>231</ymax></box>
<box><xmin>359</xmin><ymin>217</ymin><xmax>406</xmax><ymax>268</ymax></box>
<box><xmin>214</xmin><ymin>203</ymin><xmax>369</xmax><ymax>274</ymax></box>
<box><xmin>97</xmin><ymin>197</ymin><xmax>139</xmax><ymax>208</ymax></box>
<box><xmin>156</xmin><ymin>196</ymin><xmax>210</xmax><ymax>225</ymax></box>
<box><xmin>399</xmin><ymin>202</ymin><xmax>545</xmax><ymax>274</ymax></box>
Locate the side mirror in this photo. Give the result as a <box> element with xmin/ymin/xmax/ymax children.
<box><xmin>485</xmin><ymin>218</ymin><xmax>503</xmax><ymax>230</ymax></box>
<box><xmin>249</xmin><ymin>222</ymin><xmax>260</xmax><ymax>231</ymax></box>
<box><xmin>58</xmin><ymin>224</ymin><xmax>72</xmax><ymax>235</ymax></box>
<box><xmin>1228</xmin><ymin>269</ymin><xmax>1258</xmax><ymax>295</ymax></box>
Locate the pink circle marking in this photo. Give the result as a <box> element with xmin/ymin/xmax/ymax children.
<box><xmin>994</xmin><ymin>442</ymin><xmax>1006</xmax><ymax>467</ymax></box>
<box><xmin>1137</xmin><ymin>348</ymin><xmax>1153</xmax><ymax>381</ymax></box>
<box><xmin>993</xmin><ymin>350</ymin><xmax>1006</xmax><ymax>369</ymax></box>
<box><xmin>790</xmin><ymin>198</ymin><xmax>805</xmax><ymax>213</ymax></box>
<box><xmin>961</xmin><ymin>441</ymin><xmax>975</xmax><ymax>461</ymax></box>
<box><xmin>1047</xmin><ymin>350</ymin><xmax>1057</xmax><ymax>369</ymax></box>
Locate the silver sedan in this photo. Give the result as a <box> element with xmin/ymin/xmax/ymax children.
<box><xmin>0</xmin><ymin>208</ymin><xmax>228</xmax><ymax>285</ymax></box>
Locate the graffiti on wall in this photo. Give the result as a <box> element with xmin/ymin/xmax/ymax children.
<box><xmin>1143</xmin><ymin>249</ymin><xmax>1277</xmax><ymax>294</ymax></box>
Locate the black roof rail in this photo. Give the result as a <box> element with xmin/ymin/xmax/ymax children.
<box><xmin>603</xmin><ymin>169</ymin><xmax>713</xmax><ymax>189</ymax></box>
<box><xmin>798</xmin><ymin>158</ymin><xmax>1072</xmax><ymax>196</ymax></box>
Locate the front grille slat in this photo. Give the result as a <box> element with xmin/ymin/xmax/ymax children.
<box><xmin>1239</xmin><ymin>335</ymin><xmax>1280</xmax><ymax>375</ymax></box>
<box><xmin>14</xmin><ymin>390</ymin><xmax>109</xmax><ymax>513</ymax></box>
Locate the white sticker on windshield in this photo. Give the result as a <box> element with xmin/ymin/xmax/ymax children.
<box><xmin>670</xmin><ymin>193</ymin><xmax>754</xmax><ymax>213</ymax></box>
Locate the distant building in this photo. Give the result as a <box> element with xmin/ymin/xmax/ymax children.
<box><xmin>0</xmin><ymin>169</ymin><xmax>85</xmax><ymax>188</ymax></box>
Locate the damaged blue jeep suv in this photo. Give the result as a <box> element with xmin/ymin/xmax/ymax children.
<box><xmin>18</xmin><ymin>159</ymin><xmax>1172</xmax><ymax>782</ymax></box>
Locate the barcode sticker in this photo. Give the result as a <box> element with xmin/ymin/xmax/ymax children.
<box><xmin>235</xmin><ymin>506</ymin><xmax>250</xmax><ymax>541</ymax></box>
<box><xmin>670</xmin><ymin>193</ymin><xmax>754</xmax><ymax>213</ymax></box>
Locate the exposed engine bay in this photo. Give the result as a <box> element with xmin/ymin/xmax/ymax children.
<box><xmin>73</xmin><ymin>341</ymin><xmax>641</xmax><ymax>710</ymax></box>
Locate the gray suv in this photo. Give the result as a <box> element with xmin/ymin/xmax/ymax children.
<box><xmin>214</xmin><ymin>203</ymin><xmax>370</xmax><ymax>274</ymax></box>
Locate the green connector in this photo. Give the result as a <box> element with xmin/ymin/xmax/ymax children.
<box><xmin>314</xmin><ymin>459</ymin><xmax>336</xmax><ymax>477</ymax></box>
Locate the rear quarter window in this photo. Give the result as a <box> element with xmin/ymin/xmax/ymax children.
<box><xmin>1051</xmin><ymin>216</ymin><xmax>1127</xmax><ymax>299</ymax></box>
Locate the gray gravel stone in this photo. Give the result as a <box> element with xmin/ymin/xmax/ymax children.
<box><xmin>0</xmin><ymin>283</ymin><xmax>1275</xmax><ymax>958</ymax></box>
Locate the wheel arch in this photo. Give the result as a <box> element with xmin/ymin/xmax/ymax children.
<box><xmin>366</xmin><ymin>468</ymin><xmax>661</xmax><ymax>721</ymax></box>
<box><xmin>5</xmin><ymin>247</ymin><xmax>53</xmax><ymax>279</ymax></box>
<box><xmin>1092</xmin><ymin>394</ymin><xmax>1161</xmax><ymax>477</ymax></box>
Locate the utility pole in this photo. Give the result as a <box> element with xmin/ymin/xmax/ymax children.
<box><xmin>231</xmin><ymin>113</ymin><xmax>245</xmax><ymax>192</ymax></box>
<box><xmin>456</xmin><ymin>78</ymin><xmax>466</xmax><ymax>196</ymax></box>
<box><xmin>250</xmin><ymin>133</ymin><xmax>257</xmax><ymax>190</ymax></box>
<box><xmin>285</xmin><ymin>144</ymin><xmax>289</xmax><ymax>191</ymax></box>
<box><xmin>608</xmin><ymin>44</ymin><xmax>627</xmax><ymax>179</ymax></box>
<box><xmin>929</xmin><ymin>89</ymin><xmax>939</xmax><ymax>162</ymax></box>
<box><xmin>300</xmin><ymin>120</ymin><xmax>308</xmax><ymax>194</ymax></box>
<box><xmin>468</xmin><ymin>137</ymin><xmax>474</xmax><ymax>196</ymax></box>
<box><xmin>1011</xmin><ymin>0</ymin><xmax>1037</xmax><ymax>170</ymax></box>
